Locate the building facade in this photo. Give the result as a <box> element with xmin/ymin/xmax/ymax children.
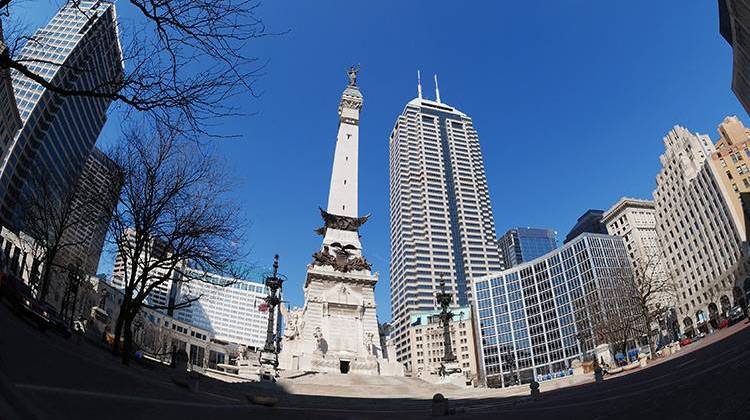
<box><xmin>57</xmin><ymin>147</ymin><xmax>121</xmax><ymax>278</ymax></box>
<box><xmin>472</xmin><ymin>233</ymin><xmax>640</xmax><ymax>388</ymax></box>
<box><xmin>498</xmin><ymin>227</ymin><xmax>558</xmax><ymax>268</ymax></box>
<box><xmin>174</xmin><ymin>270</ymin><xmax>271</xmax><ymax>350</ymax></box>
<box><xmin>653</xmin><ymin>125</ymin><xmax>748</xmax><ymax>335</ymax></box>
<box><xmin>0</xmin><ymin>22</ymin><xmax>21</xmax><ymax>153</ymax></box>
<box><xmin>388</xmin><ymin>76</ymin><xmax>503</xmax><ymax>372</ymax></box>
<box><xmin>719</xmin><ymin>0</ymin><xmax>750</xmax><ymax>116</ymax></box>
<box><xmin>0</xmin><ymin>1</ymin><xmax>123</xmax><ymax>230</ymax></box>
<box><xmin>602</xmin><ymin>198</ymin><xmax>674</xmax><ymax>315</ymax></box>
<box><xmin>711</xmin><ymin>116</ymin><xmax>750</xmax><ymax>237</ymax></box>
<box><xmin>90</xmin><ymin>277</ymin><xmax>230</xmax><ymax>369</ymax></box>
<box><xmin>407</xmin><ymin>306</ymin><xmax>478</xmax><ymax>384</ymax></box>
<box><xmin>563</xmin><ymin>209</ymin><xmax>607</xmax><ymax>244</ymax></box>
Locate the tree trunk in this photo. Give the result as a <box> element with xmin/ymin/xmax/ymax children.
<box><xmin>112</xmin><ymin>308</ymin><xmax>125</xmax><ymax>356</ymax></box>
<box><xmin>122</xmin><ymin>314</ymin><xmax>133</xmax><ymax>366</ymax></box>
<box><xmin>38</xmin><ymin>261</ymin><xmax>55</xmax><ymax>302</ymax></box>
<box><xmin>646</xmin><ymin>321</ymin><xmax>656</xmax><ymax>359</ymax></box>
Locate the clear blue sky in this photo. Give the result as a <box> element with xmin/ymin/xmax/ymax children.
<box><xmin>12</xmin><ymin>1</ymin><xmax>748</xmax><ymax>322</ymax></box>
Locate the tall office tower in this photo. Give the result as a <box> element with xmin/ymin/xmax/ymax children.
<box><xmin>653</xmin><ymin>125</ymin><xmax>748</xmax><ymax>336</ymax></box>
<box><xmin>563</xmin><ymin>209</ymin><xmax>608</xmax><ymax>244</ymax></box>
<box><xmin>174</xmin><ymin>268</ymin><xmax>272</xmax><ymax>350</ymax></box>
<box><xmin>719</xmin><ymin>0</ymin><xmax>750</xmax><ymax>115</ymax></box>
<box><xmin>711</xmin><ymin>116</ymin><xmax>750</xmax><ymax>236</ymax></box>
<box><xmin>498</xmin><ymin>227</ymin><xmax>558</xmax><ymax>268</ymax></box>
<box><xmin>388</xmin><ymin>74</ymin><xmax>503</xmax><ymax>371</ymax></box>
<box><xmin>602</xmin><ymin>198</ymin><xmax>674</xmax><ymax>330</ymax></box>
<box><xmin>0</xmin><ymin>1</ymin><xmax>123</xmax><ymax>229</ymax></box>
<box><xmin>58</xmin><ymin>147</ymin><xmax>121</xmax><ymax>276</ymax></box>
<box><xmin>473</xmin><ymin>233</ymin><xmax>640</xmax><ymax>388</ymax></box>
<box><xmin>0</xmin><ymin>22</ymin><xmax>21</xmax><ymax>150</ymax></box>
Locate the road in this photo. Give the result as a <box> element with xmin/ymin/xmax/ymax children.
<box><xmin>1</xmin><ymin>300</ymin><xmax>749</xmax><ymax>419</ymax></box>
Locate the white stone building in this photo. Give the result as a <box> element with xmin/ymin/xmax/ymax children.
<box><xmin>278</xmin><ymin>68</ymin><xmax>401</xmax><ymax>376</ymax></box>
<box><xmin>602</xmin><ymin>198</ymin><xmax>675</xmax><ymax>327</ymax></box>
<box><xmin>388</xmin><ymin>74</ymin><xmax>504</xmax><ymax>372</ymax></box>
<box><xmin>407</xmin><ymin>306</ymin><xmax>478</xmax><ymax>385</ymax></box>
<box><xmin>174</xmin><ymin>269</ymin><xmax>272</xmax><ymax>350</ymax></box>
<box><xmin>653</xmin><ymin>125</ymin><xmax>748</xmax><ymax>335</ymax></box>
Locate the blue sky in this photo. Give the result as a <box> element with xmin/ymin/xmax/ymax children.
<box><xmin>12</xmin><ymin>1</ymin><xmax>748</xmax><ymax>322</ymax></box>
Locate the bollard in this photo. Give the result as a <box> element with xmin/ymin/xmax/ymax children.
<box><xmin>594</xmin><ymin>366</ymin><xmax>603</xmax><ymax>383</ymax></box>
<box><xmin>530</xmin><ymin>380</ymin><xmax>540</xmax><ymax>398</ymax></box>
<box><xmin>432</xmin><ymin>393</ymin><xmax>449</xmax><ymax>417</ymax></box>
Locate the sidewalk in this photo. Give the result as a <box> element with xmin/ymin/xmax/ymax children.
<box><xmin>605</xmin><ymin>319</ymin><xmax>750</xmax><ymax>380</ymax></box>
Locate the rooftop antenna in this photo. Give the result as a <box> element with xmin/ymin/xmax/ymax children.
<box><xmin>417</xmin><ymin>70</ymin><xmax>423</xmax><ymax>99</ymax></box>
<box><xmin>434</xmin><ymin>74</ymin><xmax>441</xmax><ymax>103</ymax></box>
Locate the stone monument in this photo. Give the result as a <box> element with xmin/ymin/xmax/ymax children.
<box><xmin>278</xmin><ymin>67</ymin><xmax>402</xmax><ymax>376</ymax></box>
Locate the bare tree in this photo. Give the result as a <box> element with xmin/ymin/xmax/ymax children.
<box><xmin>20</xmin><ymin>165</ymin><xmax>115</xmax><ymax>306</ymax></box>
<box><xmin>107</xmin><ymin>120</ymin><xmax>247</xmax><ymax>365</ymax></box>
<box><xmin>592</xmin><ymin>309</ymin><xmax>641</xmax><ymax>364</ymax></box>
<box><xmin>1</xmin><ymin>0</ymin><xmax>274</xmax><ymax>134</ymax></box>
<box><xmin>627</xmin><ymin>252</ymin><xmax>677</xmax><ymax>357</ymax></box>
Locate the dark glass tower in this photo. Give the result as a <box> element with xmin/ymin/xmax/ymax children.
<box><xmin>498</xmin><ymin>227</ymin><xmax>558</xmax><ymax>268</ymax></box>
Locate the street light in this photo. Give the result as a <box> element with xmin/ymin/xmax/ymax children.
<box><xmin>436</xmin><ymin>277</ymin><xmax>456</xmax><ymax>364</ymax></box>
<box><xmin>262</xmin><ymin>255</ymin><xmax>285</xmax><ymax>356</ymax></box>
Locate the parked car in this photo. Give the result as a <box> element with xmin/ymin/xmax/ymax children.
<box><xmin>728</xmin><ymin>305</ymin><xmax>746</xmax><ymax>326</ymax></box>
<box><xmin>679</xmin><ymin>337</ymin><xmax>692</xmax><ymax>346</ymax></box>
<box><xmin>40</xmin><ymin>303</ymin><xmax>72</xmax><ymax>339</ymax></box>
<box><xmin>0</xmin><ymin>272</ymin><xmax>50</xmax><ymax>330</ymax></box>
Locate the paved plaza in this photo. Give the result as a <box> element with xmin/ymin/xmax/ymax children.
<box><xmin>1</xmin><ymin>301</ymin><xmax>750</xmax><ymax>419</ymax></box>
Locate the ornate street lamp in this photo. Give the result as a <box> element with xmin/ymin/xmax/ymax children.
<box><xmin>262</xmin><ymin>255</ymin><xmax>285</xmax><ymax>355</ymax></box>
<box><xmin>436</xmin><ymin>277</ymin><xmax>457</xmax><ymax>364</ymax></box>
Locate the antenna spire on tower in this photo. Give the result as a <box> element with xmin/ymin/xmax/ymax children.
<box><xmin>434</xmin><ymin>74</ymin><xmax>441</xmax><ymax>103</ymax></box>
<box><xmin>417</xmin><ymin>70</ymin><xmax>423</xmax><ymax>99</ymax></box>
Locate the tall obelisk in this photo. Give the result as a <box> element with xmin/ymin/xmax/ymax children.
<box><xmin>278</xmin><ymin>67</ymin><xmax>401</xmax><ymax>376</ymax></box>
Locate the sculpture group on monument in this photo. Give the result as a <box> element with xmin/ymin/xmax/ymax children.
<box><xmin>277</xmin><ymin>67</ymin><xmax>403</xmax><ymax>376</ymax></box>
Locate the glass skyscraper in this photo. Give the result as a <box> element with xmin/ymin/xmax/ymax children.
<box><xmin>0</xmin><ymin>1</ymin><xmax>123</xmax><ymax>230</ymax></box>
<box><xmin>388</xmin><ymin>77</ymin><xmax>503</xmax><ymax>372</ymax></box>
<box><xmin>473</xmin><ymin>233</ymin><xmax>640</xmax><ymax>388</ymax></box>
<box><xmin>498</xmin><ymin>227</ymin><xmax>558</xmax><ymax>268</ymax></box>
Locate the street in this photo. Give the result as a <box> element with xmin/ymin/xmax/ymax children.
<box><xmin>2</xmin><ymin>300</ymin><xmax>750</xmax><ymax>420</ymax></box>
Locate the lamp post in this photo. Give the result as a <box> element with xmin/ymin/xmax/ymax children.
<box><xmin>436</xmin><ymin>277</ymin><xmax>456</xmax><ymax>364</ymax></box>
<box><xmin>263</xmin><ymin>255</ymin><xmax>285</xmax><ymax>355</ymax></box>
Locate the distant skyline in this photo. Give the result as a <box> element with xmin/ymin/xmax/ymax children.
<box><xmin>11</xmin><ymin>1</ymin><xmax>749</xmax><ymax>321</ymax></box>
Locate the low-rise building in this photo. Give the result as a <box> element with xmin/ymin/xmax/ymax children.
<box><xmin>472</xmin><ymin>233</ymin><xmax>641</xmax><ymax>388</ymax></box>
<box><xmin>407</xmin><ymin>306</ymin><xmax>478</xmax><ymax>384</ymax></box>
<box><xmin>90</xmin><ymin>277</ymin><xmax>230</xmax><ymax>369</ymax></box>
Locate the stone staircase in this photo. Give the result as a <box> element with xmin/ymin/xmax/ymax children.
<box><xmin>277</xmin><ymin>371</ymin><xmax>465</xmax><ymax>399</ymax></box>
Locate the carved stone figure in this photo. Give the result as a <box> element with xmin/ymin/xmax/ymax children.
<box><xmin>283</xmin><ymin>309</ymin><xmax>301</xmax><ymax>340</ymax></box>
<box><xmin>313</xmin><ymin>327</ymin><xmax>325</xmax><ymax>354</ymax></box>
<box><xmin>312</xmin><ymin>246</ymin><xmax>336</xmax><ymax>267</ymax></box>
<box><xmin>347</xmin><ymin>65</ymin><xmax>359</xmax><ymax>86</ymax></box>
<box><xmin>311</xmin><ymin>245</ymin><xmax>372</xmax><ymax>273</ymax></box>
<box><xmin>317</xmin><ymin>207</ymin><xmax>370</xmax><ymax>233</ymax></box>
<box><xmin>364</xmin><ymin>332</ymin><xmax>374</xmax><ymax>355</ymax></box>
